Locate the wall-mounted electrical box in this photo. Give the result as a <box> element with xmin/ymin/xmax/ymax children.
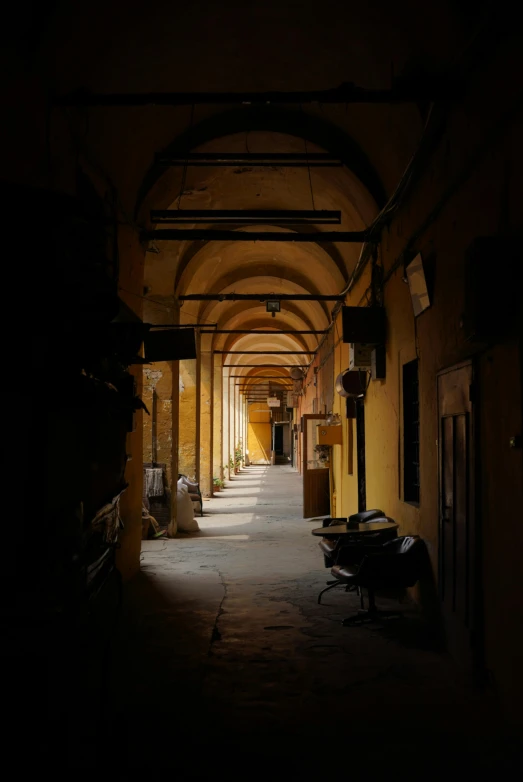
<box><xmin>371</xmin><ymin>345</ymin><xmax>386</xmax><ymax>379</ymax></box>
<box><xmin>286</xmin><ymin>392</ymin><xmax>298</xmax><ymax>408</ymax></box>
<box><xmin>349</xmin><ymin>343</ymin><xmax>373</xmax><ymax>370</ymax></box>
<box><xmin>342</xmin><ymin>306</ymin><xmax>386</xmax><ymax>345</ymax></box>
<box><xmin>317</xmin><ymin>425</ymin><xmax>343</xmax><ymax>445</ymax></box>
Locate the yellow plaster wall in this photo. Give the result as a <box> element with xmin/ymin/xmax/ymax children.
<box><xmin>213</xmin><ymin>363</ymin><xmax>224</xmax><ymax>480</ymax></box>
<box><xmin>312</xmin><ymin>101</ymin><xmax>523</xmax><ymax>726</ymax></box>
<box><xmin>179</xmin><ymin>359</ymin><xmax>198</xmax><ymax>479</ymax></box>
<box><xmin>326</xmin><ymin>264</ymin><xmax>422</xmax><ymax>536</ymax></box>
<box><xmin>143</xmin><ymin>362</ymin><xmax>173</xmax><ymax>480</ymax></box>
<box><xmin>248</xmin><ymin>403</ymin><xmax>271</xmax><ymax>463</ymax></box>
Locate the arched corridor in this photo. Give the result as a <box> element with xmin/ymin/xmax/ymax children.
<box><xmin>5</xmin><ymin>0</ymin><xmax>522</xmax><ymax>772</ymax></box>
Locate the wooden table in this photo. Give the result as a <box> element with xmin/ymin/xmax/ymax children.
<box><xmin>311</xmin><ymin>521</ymin><xmax>399</xmax><ymax>539</ymax></box>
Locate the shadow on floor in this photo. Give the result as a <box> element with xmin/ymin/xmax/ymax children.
<box><xmin>367</xmin><ymin>611</ymin><xmax>446</xmax><ymax>652</ymax></box>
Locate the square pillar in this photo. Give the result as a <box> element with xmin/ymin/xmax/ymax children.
<box><xmin>199</xmin><ymin>335</ymin><xmax>214</xmax><ymax>496</ymax></box>
<box><xmin>213</xmin><ymin>357</ymin><xmax>223</xmax><ymax>480</ymax></box>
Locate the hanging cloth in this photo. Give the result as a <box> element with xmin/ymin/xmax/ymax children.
<box><xmin>145</xmin><ymin>467</ymin><xmax>164</xmax><ymax>497</ymax></box>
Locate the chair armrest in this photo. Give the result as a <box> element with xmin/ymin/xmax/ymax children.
<box><xmin>335</xmin><ymin>541</ymin><xmax>384</xmax><ymax>567</ymax></box>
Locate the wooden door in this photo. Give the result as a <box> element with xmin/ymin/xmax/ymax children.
<box><xmin>302</xmin><ymin>414</ymin><xmax>330</xmax><ymax>518</ymax></box>
<box><xmin>356</xmin><ymin>398</ymin><xmax>366</xmax><ymax>512</ymax></box>
<box><xmin>274</xmin><ymin>424</ymin><xmax>284</xmax><ymax>455</ymax></box>
<box><xmin>438</xmin><ymin>361</ymin><xmax>479</xmax><ymax>669</ymax></box>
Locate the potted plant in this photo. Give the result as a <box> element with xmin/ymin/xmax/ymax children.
<box><xmin>228</xmin><ymin>456</ymin><xmax>235</xmax><ymax>475</ymax></box>
<box><xmin>213</xmin><ymin>477</ymin><xmax>222</xmax><ymax>492</ymax></box>
<box><xmin>234</xmin><ymin>444</ymin><xmax>242</xmax><ymax>473</ymax></box>
<box><xmin>315</xmin><ymin>443</ymin><xmax>331</xmax><ymax>466</ymax></box>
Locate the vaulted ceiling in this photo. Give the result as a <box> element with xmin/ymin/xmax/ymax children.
<box><xmin>12</xmin><ymin>0</ymin><xmax>487</xmax><ymax>389</ymax></box>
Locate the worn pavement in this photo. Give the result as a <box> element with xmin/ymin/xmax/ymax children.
<box><xmin>73</xmin><ymin>466</ymin><xmax>521</xmax><ymax>773</ymax></box>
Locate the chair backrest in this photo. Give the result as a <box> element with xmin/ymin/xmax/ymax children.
<box><xmin>360</xmin><ymin>535</ymin><xmax>426</xmax><ymax>587</ymax></box>
<box><xmin>382</xmin><ymin>535</ymin><xmax>420</xmax><ymax>555</ymax></box>
<box><xmin>361</xmin><ymin>516</ymin><xmax>398</xmax><ymax>542</ymax></box>
<box><xmin>348</xmin><ymin>509</ymin><xmax>385</xmax><ymax>525</ymax></box>
<box><xmin>322</xmin><ymin>517</ymin><xmax>346</xmax><ymax>528</ymax></box>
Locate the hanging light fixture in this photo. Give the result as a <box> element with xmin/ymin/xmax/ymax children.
<box><xmin>266</xmin><ymin>300</ymin><xmax>280</xmax><ymax>318</ymax></box>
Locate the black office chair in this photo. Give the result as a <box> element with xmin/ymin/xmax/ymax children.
<box><xmin>329</xmin><ymin>535</ymin><xmax>427</xmax><ymax>625</ymax></box>
<box><xmin>318</xmin><ymin>511</ymin><xmax>398</xmax><ymax>604</ymax></box>
<box><xmin>318</xmin><ymin>517</ymin><xmax>350</xmax><ymax>567</ymax></box>
<box><xmin>318</xmin><ymin>509</ymin><xmax>385</xmax><ymax>568</ymax></box>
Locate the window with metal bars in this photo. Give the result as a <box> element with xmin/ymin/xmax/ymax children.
<box><xmin>403</xmin><ymin>359</ymin><xmax>420</xmax><ymax>504</ymax></box>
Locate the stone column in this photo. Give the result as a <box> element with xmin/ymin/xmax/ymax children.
<box><xmin>168</xmin><ymin>354</ymin><xmax>180</xmax><ymax>537</ymax></box>
<box><xmin>233</xmin><ymin>378</ymin><xmax>238</xmax><ymax>470</ymax></box>
<box><xmin>213</xmin><ymin>355</ymin><xmax>223</xmax><ymax>480</ymax></box>
<box><xmin>178</xmin><ymin>357</ymin><xmax>198</xmax><ymax>481</ymax></box>
<box><xmin>199</xmin><ymin>333</ymin><xmax>213</xmax><ymax>496</ymax></box>
<box><xmin>168</xmin><ymin>300</ymin><xmax>181</xmax><ymax>537</ymax></box>
<box><xmin>245</xmin><ymin>396</ymin><xmax>249</xmax><ymax>464</ymax></box>
<box><xmin>116</xmin><ymin>226</ymin><xmax>145</xmax><ymax>578</ymax></box>
<box><xmin>229</xmin><ymin>374</ymin><xmax>235</xmax><ymax>475</ymax></box>
<box><xmin>139</xmin><ymin>293</ymin><xmax>179</xmax><ymax>538</ymax></box>
<box><xmin>239</xmin><ymin>392</ymin><xmax>244</xmax><ymax>463</ymax></box>
<box><xmin>222</xmin><ymin>367</ymin><xmax>230</xmax><ymax>479</ymax></box>
<box><xmin>243</xmin><ymin>395</ymin><xmax>247</xmax><ymax>462</ymax></box>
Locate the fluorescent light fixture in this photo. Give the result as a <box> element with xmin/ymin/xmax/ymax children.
<box><xmin>155</xmin><ymin>153</ymin><xmax>342</xmax><ymax>168</ymax></box>
<box><xmin>150</xmin><ymin>209</ymin><xmax>341</xmax><ymax>225</ymax></box>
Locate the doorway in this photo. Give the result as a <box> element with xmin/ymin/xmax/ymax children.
<box><xmin>302</xmin><ymin>414</ymin><xmax>330</xmax><ymax>518</ymax></box>
<box><xmin>273</xmin><ymin>424</ymin><xmax>284</xmax><ymax>455</ymax></box>
<box><xmin>438</xmin><ymin>360</ymin><xmax>481</xmax><ymax>672</ymax></box>
<box><xmin>272</xmin><ymin>421</ymin><xmax>292</xmax><ymax>465</ymax></box>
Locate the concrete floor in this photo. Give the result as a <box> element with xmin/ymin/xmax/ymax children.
<box><xmin>78</xmin><ymin>466</ymin><xmax>519</xmax><ymax>772</ymax></box>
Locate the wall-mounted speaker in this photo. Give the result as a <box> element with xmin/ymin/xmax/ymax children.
<box><xmin>335</xmin><ymin>370</ymin><xmax>367</xmax><ymax>397</ymax></box>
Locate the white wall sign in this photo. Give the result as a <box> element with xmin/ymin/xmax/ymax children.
<box><xmin>406</xmin><ymin>252</ymin><xmax>431</xmax><ymax>316</ymax></box>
